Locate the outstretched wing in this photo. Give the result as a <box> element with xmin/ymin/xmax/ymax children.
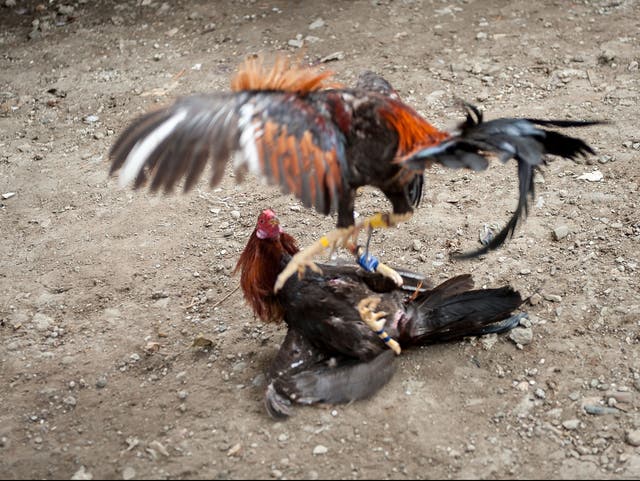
<box><xmin>109</xmin><ymin>91</ymin><xmax>347</xmax><ymax>215</ymax></box>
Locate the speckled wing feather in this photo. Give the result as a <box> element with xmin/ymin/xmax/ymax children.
<box><xmin>109</xmin><ymin>91</ymin><xmax>347</xmax><ymax>216</ymax></box>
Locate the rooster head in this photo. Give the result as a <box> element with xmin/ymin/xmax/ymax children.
<box><xmin>256</xmin><ymin>208</ymin><xmax>284</xmax><ymax>240</ymax></box>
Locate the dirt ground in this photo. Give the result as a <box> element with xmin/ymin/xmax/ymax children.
<box><xmin>1</xmin><ymin>0</ymin><xmax>639</xmax><ymax>479</ymax></box>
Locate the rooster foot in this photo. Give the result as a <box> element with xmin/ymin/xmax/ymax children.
<box><xmin>357</xmin><ymin>297</ymin><xmax>401</xmax><ymax>355</ymax></box>
<box><xmin>274</xmin><ymin>227</ymin><xmax>355</xmax><ymax>293</ymax></box>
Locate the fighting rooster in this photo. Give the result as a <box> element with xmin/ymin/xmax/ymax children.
<box><xmin>236</xmin><ymin>209</ymin><xmax>524</xmax><ymax>418</ymax></box>
<box><xmin>109</xmin><ymin>56</ymin><xmax>600</xmax><ymax>291</ymax></box>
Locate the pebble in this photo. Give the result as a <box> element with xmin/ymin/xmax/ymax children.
<box><xmin>509</xmin><ymin>327</ymin><xmax>533</xmax><ymax>346</ymax></box>
<box><xmin>529</xmin><ymin>293</ymin><xmax>543</xmax><ymax>305</ymax></box>
<box><xmin>252</xmin><ymin>373</ymin><xmax>266</xmax><ymax>387</ymax></box>
<box><xmin>543</xmin><ymin>293</ymin><xmax>562</xmax><ymax>303</ymax></box>
<box><xmin>0</xmin><ymin>437</ymin><xmax>7</xmax><ymax>448</ymax></box>
<box><xmin>308</xmin><ymin>18</ymin><xmax>325</xmax><ymax>29</ymax></box>
<box><xmin>562</xmin><ymin>419</ymin><xmax>581</xmax><ymax>430</ymax></box>
<box><xmin>71</xmin><ymin>466</ymin><xmax>93</xmax><ymax>480</ymax></box>
<box><xmin>230</xmin><ymin>210</ymin><xmax>241</xmax><ymax>220</ymax></box>
<box><xmin>96</xmin><ymin>377</ymin><xmax>107</xmax><ymax>389</ymax></box>
<box><xmin>177</xmin><ymin>390</ymin><xmax>189</xmax><ymax>400</ymax></box>
<box><xmin>412</xmin><ymin>239</ymin><xmax>422</xmax><ymax>252</ymax></box>
<box><xmin>626</xmin><ymin>430</ymin><xmax>640</xmax><ymax>447</ymax></box>
<box><xmin>61</xmin><ymin>356</ymin><xmax>75</xmax><ymax>366</ymax></box>
<box><xmin>227</xmin><ymin>443</ymin><xmax>242</xmax><ymax>457</ymax></box>
<box><xmin>313</xmin><ymin>445</ymin><xmax>328</xmax><ymax>455</ymax></box>
<box><xmin>534</xmin><ymin>388</ymin><xmax>546</xmax><ymax>399</ymax></box>
<box><xmin>271</xmin><ymin>469</ymin><xmax>283</xmax><ymax>479</ymax></box>
<box><xmin>553</xmin><ymin>224</ymin><xmax>570</xmax><ymax>240</ymax></box>
<box><xmin>33</xmin><ymin>313</ymin><xmax>53</xmax><ymax>331</ymax></box>
<box><xmin>122</xmin><ymin>467</ymin><xmax>136</xmax><ymax>480</ymax></box>
<box><xmin>63</xmin><ymin>396</ymin><xmax>77</xmax><ymax>407</ymax></box>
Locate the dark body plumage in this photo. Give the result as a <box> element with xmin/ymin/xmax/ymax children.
<box><xmin>235</xmin><ymin>210</ymin><xmax>525</xmax><ymax>418</ymax></box>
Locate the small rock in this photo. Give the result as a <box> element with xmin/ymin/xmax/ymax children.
<box><xmin>5</xmin><ymin>0</ymin><xmax>17</xmax><ymax>8</ymax></box>
<box><xmin>480</xmin><ymin>333</ymin><xmax>497</xmax><ymax>350</ymax></box>
<box><xmin>308</xmin><ymin>18</ymin><xmax>325</xmax><ymax>29</ymax></box>
<box><xmin>230</xmin><ymin>210</ymin><xmax>241</xmax><ymax>220</ymax></box>
<box><xmin>71</xmin><ymin>466</ymin><xmax>93</xmax><ymax>480</ymax></box>
<box><xmin>562</xmin><ymin>419</ymin><xmax>580</xmax><ymax>430</ymax></box>
<box><xmin>149</xmin><ymin>440</ymin><xmax>170</xmax><ymax>457</ymax></box>
<box><xmin>320</xmin><ymin>51</ymin><xmax>344</xmax><ymax>63</ymax></box>
<box><xmin>58</xmin><ymin>5</ymin><xmax>74</xmax><ymax>15</ymax></box>
<box><xmin>252</xmin><ymin>373</ymin><xmax>266</xmax><ymax>387</ymax></box>
<box><xmin>543</xmin><ymin>293</ymin><xmax>562</xmax><ymax>303</ymax></box>
<box><xmin>313</xmin><ymin>445</ymin><xmax>328</xmax><ymax>455</ymax></box>
<box><xmin>534</xmin><ymin>388</ymin><xmax>546</xmax><ymax>399</ymax></box>
<box><xmin>288</xmin><ymin>35</ymin><xmax>304</xmax><ymax>48</ymax></box>
<box><xmin>509</xmin><ymin>327</ymin><xmax>533</xmax><ymax>346</ymax></box>
<box><xmin>61</xmin><ymin>356</ymin><xmax>75</xmax><ymax>366</ymax></box>
<box><xmin>227</xmin><ymin>443</ymin><xmax>242</xmax><ymax>457</ymax></box>
<box><xmin>626</xmin><ymin>430</ymin><xmax>640</xmax><ymax>447</ymax></box>
<box><xmin>476</xmin><ymin>32</ymin><xmax>488</xmax><ymax>40</ymax></box>
<box><xmin>412</xmin><ymin>239</ymin><xmax>422</xmax><ymax>252</ymax></box>
<box><xmin>178</xmin><ymin>390</ymin><xmax>188</xmax><ymax>400</ymax></box>
<box><xmin>553</xmin><ymin>224</ymin><xmax>570</xmax><ymax>240</ymax></box>
<box><xmin>529</xmin><ymin>293</ymin><xmax>543</xmax><ymax>306</ymax></box>
<box><xmin>271</xmin><ymin>469</ymin><xmax>283</xmax><ymax>479</ymax></box>
<box><xmin>33</xmin><ymin>313</ymin><xmax>53</xmax><ymax>331</ymax></box>
<box><xmin>578</xmin><ymin>170</ymin><xmax>604</xmax><ymax>182</ymax></box>
<box><xmin>83</xmin><ymin>115</ymin><xmax>99</xmax><ymax>124</ymax></box>
<box><xmin>96</xmin><ymin>377</ymin><xmax>107</xmax><ymax>389</ymax></box>
<box><xmin>122</xmin><ymin>467</ymin><xmax>136</xmax><ymax>480</ymax></box>
<box><xmin>63</xmin><ymin>396</ymin><xmax>77</xmax><ymax>407</ymax></box>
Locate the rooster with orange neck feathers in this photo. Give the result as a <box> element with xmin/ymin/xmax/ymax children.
<box><xmin>109</xmin><ymin>55</ymin><xmax>599</xmax><ymax>291</ymax></box>
<box><xmin>236</xmin><ymin>209</ymin><xmax>525</xmax><ymax>418</ymax></box>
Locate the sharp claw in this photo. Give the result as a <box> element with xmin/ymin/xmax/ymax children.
<box><xmin>357</xmin><ymin>296</ymin><xmax>402</xmax><ymax>356</ymax></box>
<box><xmin>375</xmin><ymin>262</ymin><xmax>404</xmax><ymax>287</ymax></box>
<box><xmin>274</xmin><ymin>228</ymin><xmax>355</xmax><ymax>293</ymax></box>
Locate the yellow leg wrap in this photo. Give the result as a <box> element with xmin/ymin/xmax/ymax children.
<box><xmin>357</xmin><ymin>211</ymin><xmax>413</xmax><ymax>232</ymax></box>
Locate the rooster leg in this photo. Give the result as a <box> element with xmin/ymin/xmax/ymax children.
<box><xmin>274</xmin><ymin>226</ymin><xmax>355</xmax><ymax>293</ymax></box>
<box><xmin>355</xmin><ymin>211</ymin><xmax>413</xmax><ymax>235</ymax></box>
<box><xmin>357</xmin><ymin>297</ymin><xmax>401</xmax><ymax>355</ymax></box>
<box><xmin>350</xmin><ymin>211</ymin><xmax>413</xmax><ymax>286</ymax></box>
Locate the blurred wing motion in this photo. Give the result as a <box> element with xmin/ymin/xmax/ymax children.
<box><xmin>110</xmin><ymin>89</ymin><xmax>347</xmax><ymax>217</ymax></box>
<box><xmin>109</xmin><ymin>56</ymin><xmax>602</xmax><ymax>290</ymax></box>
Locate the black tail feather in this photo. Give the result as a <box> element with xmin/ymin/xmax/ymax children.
<box><xmin>403</xmin><ymin>103</ymin><xmax>603</xmax><ymax>259</ymax></box>
<box><xmin>402</xmin><ymin>278</ymin><xmax>523</xmax><ymax>345</ymax></box>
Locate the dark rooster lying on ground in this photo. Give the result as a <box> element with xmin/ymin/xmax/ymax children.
<box><xmin>109</xmin><ymin>55</ymin><xmax>600</xmax><ymax>291</ymax></box>
<box><xmin>236</xmin><ymin>209</ymin><xmax>525</xmax><ymax>418</ymax></box>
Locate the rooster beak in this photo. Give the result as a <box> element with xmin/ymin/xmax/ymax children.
<box><xmin>270</xmin><ymin>217</ymin><xmax>283</xmax><ymax>234</ymax></box>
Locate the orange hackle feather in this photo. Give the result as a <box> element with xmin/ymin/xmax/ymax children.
<box><xmin>380</xmin><ymin>101</ymin><xmax>450</xmax><ymax>157</ymax></box>
<box><xmin>231</xmin><ymin>55</ymin><xmax>341</xmax><ymax>93</ymax></box>
<box><xmin>234</xmin><ymin>229</ymin><xmax>299</xmax><ymax>323</ymax></box>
